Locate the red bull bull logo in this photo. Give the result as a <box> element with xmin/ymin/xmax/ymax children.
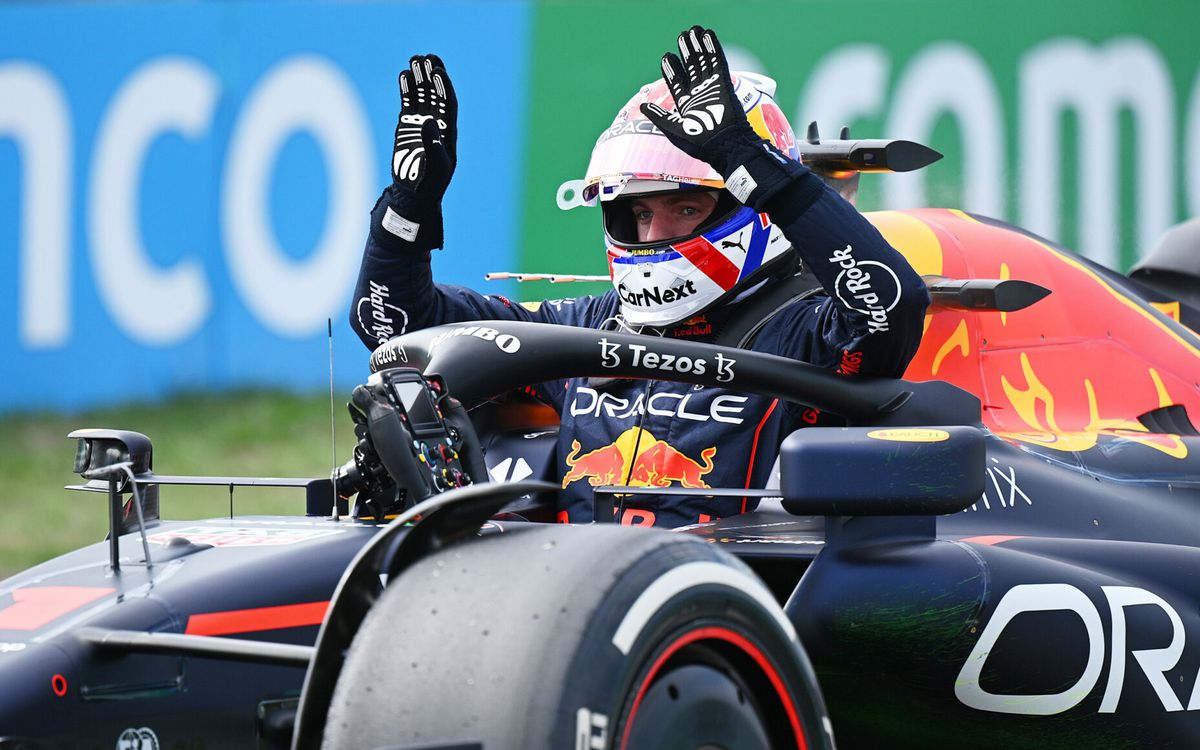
<box><xmin>880</xmin><ymin>208</ymin><xmax>1200</xmax><ymax>462</ymax></box>
<box><xmin>561</xmin><ymin>428</ymin><xmax>716</xmax><ymax>490</ymax></box>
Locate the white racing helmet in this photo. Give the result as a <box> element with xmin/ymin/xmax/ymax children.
<box><xmin>559</xmin><ymin>72</ymin><xmax>803</xmax><ymax>327</ymax></box>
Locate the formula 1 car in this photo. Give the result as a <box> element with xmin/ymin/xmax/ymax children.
<box><xmin>4</xmin><ymin>172</ymin><xmax>1200</xmax><ymax>750</ymax></box>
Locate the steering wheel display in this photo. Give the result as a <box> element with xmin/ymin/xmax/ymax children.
<box><xmin>339</xmin><ymin>367</ymin><xmax>484</xmax><ymax>519</ymax></box>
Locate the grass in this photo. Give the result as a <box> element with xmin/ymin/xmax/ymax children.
<box><xmin>0</xmin><ymin>391</ymin><xmax>359</xmax><ymax>579</ymax></box>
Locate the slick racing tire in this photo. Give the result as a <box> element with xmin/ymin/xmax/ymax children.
<box><xmin>322</xmin><ymin>523</ymin><xmax>833</xmax><ymax>749</ymax></box>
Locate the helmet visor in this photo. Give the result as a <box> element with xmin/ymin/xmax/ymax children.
<box><xmin>603</xmin><ymin>189</ymin><xmax>739</xmax><ymax>247</ymax></box>
<box><xmin>576</xmin><ymin>72</ymin><xmax>797</xmax><ymax>207</ymax></box>
<box><xmin>582</xmin><ymin>128</ymin><xmax>723</xmax><ymax>204</ymax></box>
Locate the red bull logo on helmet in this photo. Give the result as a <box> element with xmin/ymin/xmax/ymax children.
<box><xmin>561</xmin><ymin>427</ymin><xmax>716</xmax><ymax>490</ymax></box>
<box><xmin>748</xmin><ymin>95</ymin><xmax>799</xmax><ymax>161</ymax></box>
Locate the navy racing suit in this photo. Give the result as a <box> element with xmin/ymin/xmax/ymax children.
<box><xmin>350</xmin><ymin>166</ymin><xmax>930</xmax><ymax>528</ymax></box>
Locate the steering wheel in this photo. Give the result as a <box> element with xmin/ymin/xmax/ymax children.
<box><xmin>345</xmin><ymin>368</ymin><xmax>488</xmax><ymax>514</ymax></box>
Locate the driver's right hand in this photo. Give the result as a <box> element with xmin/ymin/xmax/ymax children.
<box><xmin>371</xmin><ymin>54</ymin><xmax>458</xmax><ymax>254</ymax></box>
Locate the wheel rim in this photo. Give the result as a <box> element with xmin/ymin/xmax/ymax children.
<box><xmin>623</xmin><ymin>662</ymin><xmax>769</xmax><ymax>750</ymax></box>
<box><xmin>619</xmin><ymin>626</ymin><xmax>807</xmax><ymax>750</ymax></box>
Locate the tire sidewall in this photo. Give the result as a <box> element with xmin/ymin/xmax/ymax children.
<box><xmin>322</xmin><ymin>524</ymin><xmax>830</xmax><ymax>750</ymax></box>
<box><xmin>547</xmin><ymin>537</ymin><xmax>825</xmax><ymax>750</ymax></box>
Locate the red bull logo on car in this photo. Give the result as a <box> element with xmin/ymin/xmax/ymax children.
<box><xmin>875</xmin><ymin>209</ymin><xmax>1200</xmax><ymax>461</ymax></box>
<box><xmin>561</xmin><ymin>428</ymin><xmax>716</xmax><ymax>490</ymax></box>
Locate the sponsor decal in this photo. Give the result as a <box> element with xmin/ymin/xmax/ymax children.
<box><xmin>866</xmin><ymin>428</ymin><xmax>950</xmax><ymax>442</ymax></box>
<box><xmin>619</xmin><ymin>508</ymin><xmax>656</xmax><ymax>526</ymax></box>
<box><xmin>724</xmin><ymin>164</ymin><xmax>757</xmax><ymax>204</ymax></box>
<box><xmin>381</xmin><ymin>205</ymin><xmax>419</xmax><ymax>242</ymax></box>
<box><xmin>715</xmin><ymin>351</ymin><xmax>736</xmax><ymax>382</ymax></box>
<box><xmin>758</xmin><ymin>97</ymin><xmax>797</xmax><ymax>156</ymax></box>
<box><xmin>558</xmin><ymin>508</ymin><xmax>683</xmax><ymax>526</ymax></box>
<box><xmin>627</xmin><ymin>247</ymin><xmax>663</xmax><ymax>257</ymax></box>
<box><xmin>597</xmin><ymin>338</ymin><xmax>735</xmax><ymax>382</ymax></box>
<box><xmin>965</xmin><ymin>458</ymin><xmax>1033</xmax><ymax>511</ymax></box>
<box><xmin>575</xmin><ymin>708</ymin><xmax>609</xmax><ymax>750</ymax></box>
<box><xmin>836</xmin><ymin>349</ymin><xmax>863</xmax><ymax>376</ymax></box>
<box><xmin>428</xmin><ymin>325</ymin><xmax>521</xmax><ymax>353</ymax></box>
<box><xmin>672</xmin><ymin>315</ymin><xmax>713</xmax><ymax>338</ymax></box>
<box><xmin>569</xmin><ymin>386</ymin><xmax>748</xmax><ymax>425</ymax></box>
<box><xmin>828</xmin><ymin>245</ymin><xmax>902</xmax><ymax>334</ymax></box>
<box><xmin>801</xmin><ymin>407</ymin><xmax>821</xmax><ymax>424</ymax></box>
<box><xmin>594</xmin><ymin>117</ymin><xmax>661</xmax><ymax>147</ymax></box>
<box><xmin>519</xmin><ymin>301</ymin><xmax>543</xmax><ymax>312</ymax></box>
<box><xmin>355</xmin><ymin>280</ymin><xmax>409</xmax><ymax>346</ymax></box>
<box><xmin>618</xmin><ymin>279</ymin><xmax>698</xmax><ymax>308</ymax></box>
<box><xmin>489</xmin><ymin>456</ymin><xmax>534</xmax><ymax>483</ymax></box>
<box><xmin>116</xmin><ymin>727</ymin><xmax>159</xmax><ymax>750</ymax></box>
<box><xmin>145</xmin><ymin>526</ymin><xmax>343</xmax><ymax>548</ymax></box>
<box><xmin>599</xmin><ymin>338</ymin><xmax>622</xmax><ymax>368</ymax></box>
<box><xmin>0</xmin><ymin>642</ymin><xmax>27</xmax><ymax>653</ymax></box>
<box><xmin>573</xmin><ymin>705</ymin><xmax>609</xmax><ymax>748</ymax></box>
<box><xmin>956</xmin><ymin>582</ymin><xmax>1200</xmax><ymax>715</ymax></box>
<box><xmin>562</xmin><ymin>427</ymin><xmax>716</xmax><ymax>490</ymax></box>
<box><xmin>373</xmin><ymin>342</ymin><xmax>408</xmax><ymax>367</ymax></box>
<box><xmin>719</xmin><ymin>230</ymin><xmax>748</xmax><ymax>254</ymax></box>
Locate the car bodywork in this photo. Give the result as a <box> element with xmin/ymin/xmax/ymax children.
<box><xmin>2</xmin><ymin>206</ymin><xmax>1199</xmax><ymax>749</ymax></box>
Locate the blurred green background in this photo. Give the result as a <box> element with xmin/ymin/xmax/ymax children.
<box><xmin>519</xmin><ymin>0</ymin><xmax>1200</xmax><ymax>276</ymax></box>
<box><xmin>0</xmin><ymin>394</ymin><xmax>357</xmax><ymax>578</ymax></box>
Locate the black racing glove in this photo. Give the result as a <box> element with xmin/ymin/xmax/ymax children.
<box><xmin>371</xmin><ymin>54</ymin><xmax>458</xmax><ymax>254</ymax></box>
<box><xmin>640</xmin><ymin>26</ymin><xmax>807</xmax><ymax>211</ymax></box>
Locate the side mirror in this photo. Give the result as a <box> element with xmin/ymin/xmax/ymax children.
<box><xmin>66</xmin><ymin>428</ymin><xmax>160</xmax><ymax>539</ymax></box>
<box><xmin>779</xmin><ymin>426</ymin><xmax>984</xmax><ymax>516</ymax></box>
<box><xmin>68</xmin><ymin>428</ymin><xmax>154</xmax><ymax>489</ymax></box>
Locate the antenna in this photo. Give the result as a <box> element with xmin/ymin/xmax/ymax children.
<box><xmin>328</xmin><ymin>318</ymin><xmax>340</xmax><ymax>522</ymax></box>
<box><xmin>484</xmin><ymin>272</ymin><xmax>610</xmax><ymax>283</ymax></box>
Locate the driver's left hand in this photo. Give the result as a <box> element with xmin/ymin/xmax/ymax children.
<box><xmin>640</xmin><ymin>26</ymin><xmax>802</xmax><ymax>210</ymax></box>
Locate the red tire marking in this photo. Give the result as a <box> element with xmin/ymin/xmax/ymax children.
<box><xmin>185</xmin><ymin>601</ymin><xmax>328</xmax><ymax>636</ymax></box>
<box><xmin>620</xmin><ymin>625</ymin><xmax>807</xmax><ymax>750</ymax></box>
<box><xmin>51</xmin><ymin>674</ymin><xmax>68</xmax><ymax>697</ymax></box>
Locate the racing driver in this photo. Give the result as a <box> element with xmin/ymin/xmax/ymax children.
<box><xmin>350</xmin><ymin>26</ymin><xmax>930</xmax><ymax>527</ymax></box>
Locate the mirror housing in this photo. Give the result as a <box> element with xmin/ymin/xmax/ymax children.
<box><xmin>779</xmin><ymin>426</ymin><xmax>984</xmax><ymax>516</ymax></box>
<box><xmin>66</xmin><ymin>428</ymin><xmax>160</xmax><ymax>536</ymax></box>
<box><xmin>68</xmin><ymin>428</ymin><xmax>154</xmax><ymax>489</ymax></box>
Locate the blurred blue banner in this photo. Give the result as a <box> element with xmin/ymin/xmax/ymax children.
<box><xmin>0</xmin><ymin>1</ymin><xmax>530</xmax><ymax>412</ymax></box>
